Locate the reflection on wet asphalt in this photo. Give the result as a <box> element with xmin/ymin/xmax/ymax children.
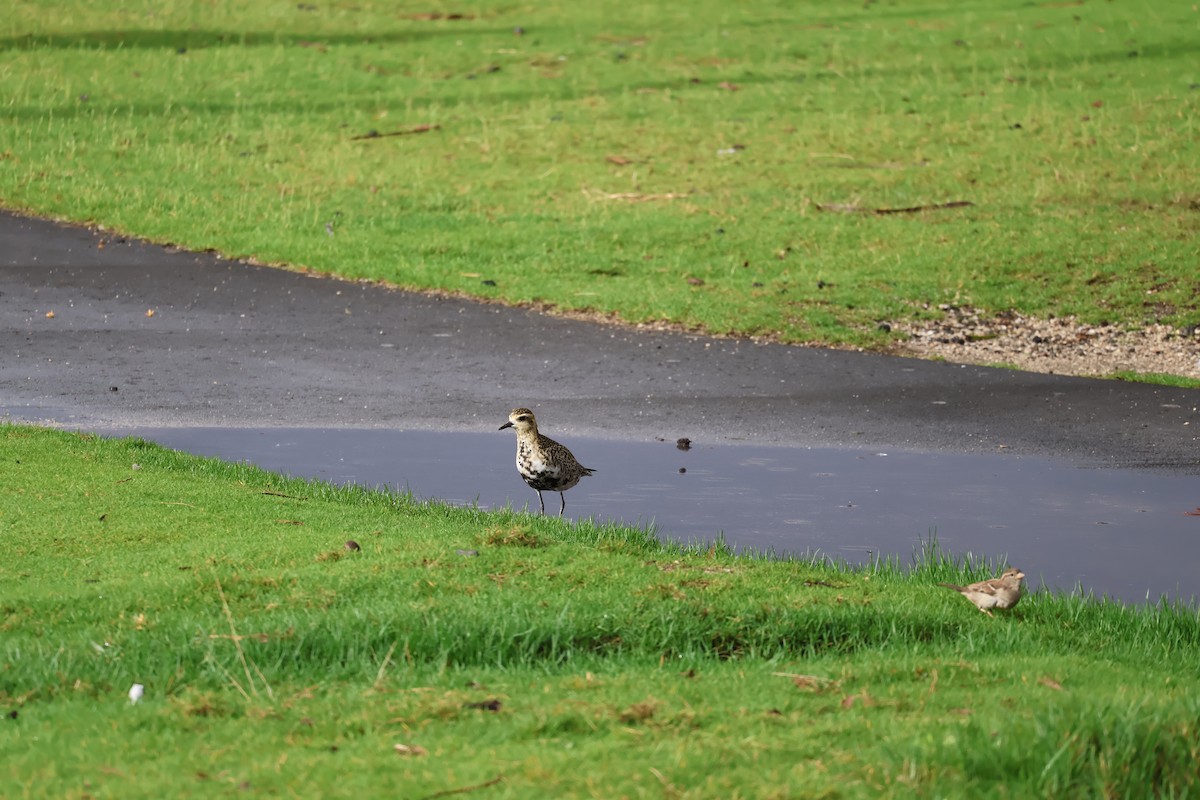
<box><xmin>108</xmin><ymin>427</ymin><xmax>1200</xmax><ymax>605</ymax></box>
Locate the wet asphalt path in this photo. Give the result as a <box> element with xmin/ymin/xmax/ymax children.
<box><xmin>2</xmin><ymin>209</ymin><xmax>1198</xmax><ymax>472</ymax></box>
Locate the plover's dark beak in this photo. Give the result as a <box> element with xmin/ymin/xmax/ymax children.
<box><xmin>499</xmin><ymin>421</ymin><xmax>513</xmax><ymax>431</ymax></box>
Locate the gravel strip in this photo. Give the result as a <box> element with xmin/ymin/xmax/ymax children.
<box><xmin>890</xmin><ymin>306</ymin><xmax>1200</xmax><ymax>380</ymax></box>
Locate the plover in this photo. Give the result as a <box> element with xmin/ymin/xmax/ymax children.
<box><xmin>499</xmin><ymin>407</ymin><xmax>595</xmax><ymax>516</ymax></box>
<box><xmin>938</xmin><ymin>567</ymin><xmax>1026</xmax><ymax>616</ymax></box>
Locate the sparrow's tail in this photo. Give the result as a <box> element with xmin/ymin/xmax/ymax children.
<box><xmin>938</xmin><ymin>583</ymin><xmax>965</xmax><ymax>592</ymax></box>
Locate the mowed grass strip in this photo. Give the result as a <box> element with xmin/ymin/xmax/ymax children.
<box><xmin>3</xmin><ymin>424</ymin><xmax>1199</xmax><ymax>797</ymax></box>
<box><xmin>1</xmin><ymin>1</ymin><xmax>1197</xmax><ymax>348</ymax></box>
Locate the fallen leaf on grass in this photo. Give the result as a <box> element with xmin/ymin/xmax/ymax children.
<box><xmin>772</xmin><ymin>672</ymin><xmax>833</xmax><ymax>690</ymax></box>
<box><xmin>394</xmin><ymin>743</ymin><xmax>429</xmax><ymax>757</ymax></box>
<box><xmin>841</xmin><ymin>692</ymin><xmax>876</xmax><ymax>709</ymax></box>
<box><xmin>619</xmin><ymin>700</ymin><xmax>658</xmax><ymax>723</ymax></box>
<box><xmin>1038</xmin><ymin>676</ymin><xmax>1064</xmax><ymax>691</ymax></box>
<box><xmin>208</xmin><ymin>632</ymin><xmax>273</xmax><ymax>643</ymax></box>
<box><xmin>717</xmin><ymin>81</ymin><xmax>740</xmax><ymax>91</ymax></box>
<box><xmin>464</xmin><ymin>699</ymin><xmax>502</xmax><ymax>712</ymax></box>
<box><xmin>606</xmin><ymin>154</ymin><xmax>634</xmax><ymax>165</ymax></box>
<box><xmin>404</xmin><ymin>11</ymin><xmax>473</xmax><ymax>20</ymax></box>
<box><xmin>803</xmin><ymin>578</ymin><xmax>842</xmax><ymax>588</ymax></box>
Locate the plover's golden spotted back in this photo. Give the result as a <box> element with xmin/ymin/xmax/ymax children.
<box><xmin>499</xmin><ymin>407</ymin><xmax>595</xmax><ymax>516</ymax></box>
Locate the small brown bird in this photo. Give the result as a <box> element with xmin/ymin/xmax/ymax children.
<box><xmin>499</xmin><ymin>407</ymin><xmax>595</xmax><ymax>516</ymax></box>
<box><xmin>939</xmin><ymin>567</ymin><xmax>1026</xmax><ymax>617</ymax></box>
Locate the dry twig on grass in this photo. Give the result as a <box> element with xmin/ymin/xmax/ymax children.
<box><xmin>419</xmin><ymin>775</ymin><xmax>504</xmax><ymax>800</ymax></box>
<box><xmin>582</xmin><ymin>187</ymin><xmax>690</xmax><ymax>203</ymax></box>
<box><xmin>816</xmin><ymin>200</ymin><xmax>974</xmax><ymax>215</ymax></box>
<box><xmin>351</xmin><ymin>124</ymin><xmax>441</xmax><ymax>141</ymax></box>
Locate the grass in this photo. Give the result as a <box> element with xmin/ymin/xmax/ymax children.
<box><xmin>1107</xmin><ymin>370</ymin><xmax>1200</xmax><ymax>389</ymax></box>
<box><xmin>1</xmin><ymin>0</ymin><xmax>1198</xmax><ymax>349</ymax></box>
<box><xmin>2</xmin><ymin>6</ymin><xmax>1199</xmax><ymax>791</ymax></box>
<box><xmin>3</xmin><ymin>423</ymin><xmax>1199</xmax><ymax>797</ymax></box>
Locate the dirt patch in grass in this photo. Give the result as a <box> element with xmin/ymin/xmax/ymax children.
<box><xmin>481</xmin><ymin>525</ymin><xmax>546</xmax><ymax>548</ymax></box>
<box><xmin>890</xmin><ymin>306</ymin><xmax>1200</xmax><ymax>380</ymax></box>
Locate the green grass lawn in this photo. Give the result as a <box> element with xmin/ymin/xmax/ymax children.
<box><xmin>3</xmin><ymin>4</ymin><xmax>1200</xmax><ymax>793</ymax></box>
<box><xmin>4</xmin><ymin>424</ymin><xmax>1199</xmax><ymax>797</ymax></box>
<box><xmin>2</xmin><ymin>0</ymin><xmax>1197</xmax><ymax>348</ymax></box>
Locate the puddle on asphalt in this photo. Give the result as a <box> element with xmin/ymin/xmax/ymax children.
<box><xmin>102</xmin><ymin>427</ymin><xmax>1200</xmax><ymax>606</ymax></box>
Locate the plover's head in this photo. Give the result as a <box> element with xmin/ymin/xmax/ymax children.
<box><xmin>499</xmin><ymin>407</ymin><xmax>537</xmax><ymax>434</ymax></box>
